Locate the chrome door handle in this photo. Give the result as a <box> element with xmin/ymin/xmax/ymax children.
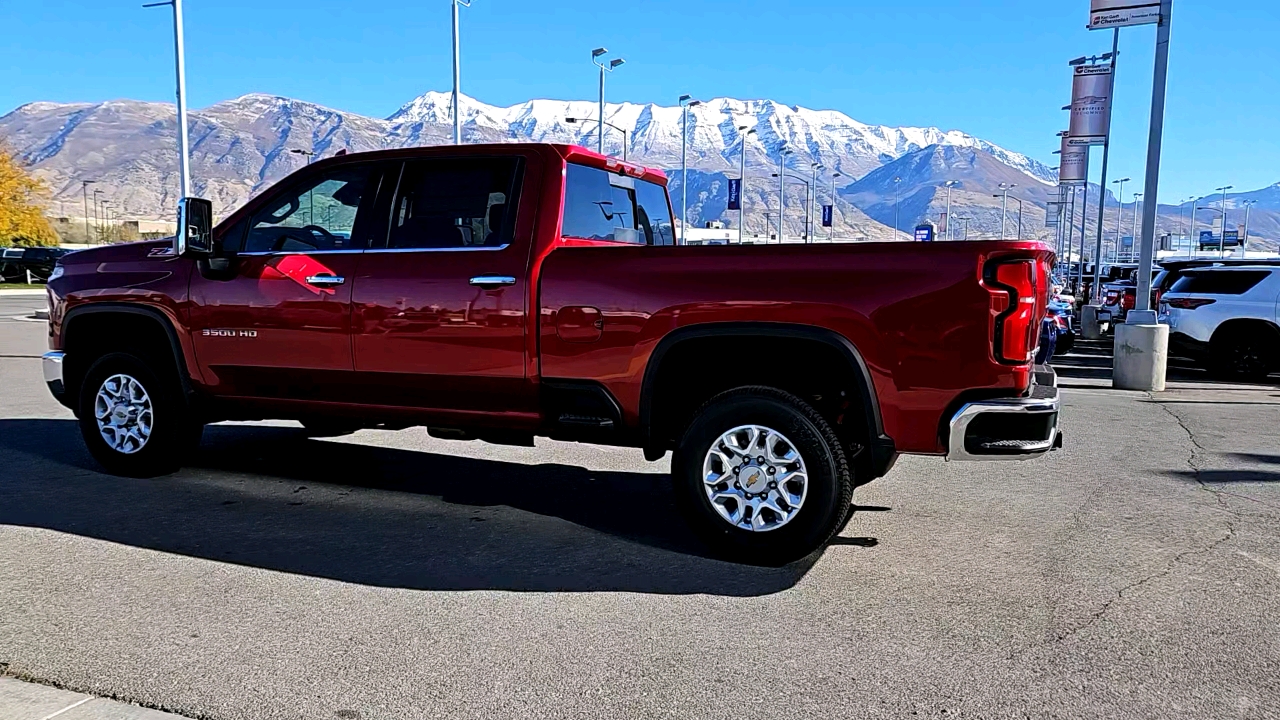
<box><xmin>306</xmin><ymin>274</ymin><xmax>346</xmax><ymax>286</ymax></box>
<box><xmin>469</xmin><ymin>275</ymin><xmax>517</xmax><ymax>288</ymax></box>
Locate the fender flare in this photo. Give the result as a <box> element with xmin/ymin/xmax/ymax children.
<box><xmin>638</xmin><ymin>322</ymin><xmax>896</xmax><ymax>478</ymax></box>
<box><xmin>62</xmin><ymin>303</ymin><xmax>195</xmax><ymax>399</ymax></box>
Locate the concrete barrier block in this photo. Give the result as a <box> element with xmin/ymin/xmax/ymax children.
<box><xmin>1113</xmin><ymin>323</ymin><xmax>1169</xmax><ymax>391</ymax></box>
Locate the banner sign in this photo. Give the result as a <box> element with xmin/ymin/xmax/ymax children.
<box><xmin>1059</xmin><ymin>136</ymin><xmax>1090</xmax><ymax>183</ymax></box>
<box><xmin>1068</xmin><ymin>64</ymin><xmax>1113</xmax><ymax>146</ymax></box>
<box><xmin>1199</xmin><ymin>230</ymin><xmax>1216</xmax><ymax>248</ymax></box>
<box><xmin>914</xmin><ymin>223</ymin><xmax>935</xmax><ymax>243</ymax></box>
<box><xmin>939</xmin><ymin>211</ymin><xmax>948</xmax><ymax>234</ymax></box>
<box><xmin>1090</xmin><ymin>0</ymin><xmax>1161</xmax><ymax>30</ymax></box>
<box><xmin>727</xmin><ymin>178</ymin><xmax>742</xmax><ymax>211</ymax></box>
<box><xmin>1224</xmin><ymin>230</ymin><xmax>1240</xmax><ymax>247</ymax></box>
<box><xmin>1045</xmin><ymin>201</ymin><xmax>1063</xmax><ymax>228</ymax></box>
<box><xmin>821</xmin><ymin>205</ymin><xmax>833</xmax><ymax>228</ymax></box>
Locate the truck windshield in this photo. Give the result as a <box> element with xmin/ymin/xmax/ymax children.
<box><xmin>562</xmin><ymin>163</ymin><xmax>674</xmax><ymax>245</ymax></box>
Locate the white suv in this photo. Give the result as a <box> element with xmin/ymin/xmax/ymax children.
<box><xmin>1159</xmin><ymin>266</ymin><xmax>1280</xmax><ymax>380</ymax></box>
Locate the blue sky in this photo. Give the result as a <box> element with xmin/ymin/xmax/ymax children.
<box><xmin>3</xmin><ymin>0</ymin><xmax>1277</xmax><ymax>203</ymax></box>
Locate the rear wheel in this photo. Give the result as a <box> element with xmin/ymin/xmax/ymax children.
<box><xmin>1210</xmin><ymin>328</ymin><xmax>1278</xmax><ymax>381</ymax></box>
<box><xmin>78</xmin><ymin>352</ymin><xmax>202</xmax><ymax>477</ymax></box>
<box><xmin>672</xmin><ymin>387</ymin><xmax>854</xmax><ymax>566</ymax></box>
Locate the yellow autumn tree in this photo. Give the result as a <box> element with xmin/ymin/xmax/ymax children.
<box><xmin>0</xmin><ymin>146</ymin><xmax>58</xmax><ymax>247</ymax></box>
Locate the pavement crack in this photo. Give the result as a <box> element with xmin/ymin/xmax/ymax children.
<box><xmin>1051</xmin><ymin>397</ymin><xmax>1239</xmax><ymax>644</ymax></box>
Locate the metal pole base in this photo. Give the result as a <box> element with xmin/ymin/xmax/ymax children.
<box><xmin>1112</xmin><ymin>323</ymin><xmax>1169</xmax><ymax>391</ymax></box>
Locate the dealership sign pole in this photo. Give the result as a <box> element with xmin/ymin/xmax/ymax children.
<box><xmin>1076</xmin><ymin>34</ymin><xmax>1120</xmax><ymax>305</ymax></box>
<box><xmin>1131</xmin><ymin>0</ymin><xmax>1174</xmax><ymax>316</ymax></box>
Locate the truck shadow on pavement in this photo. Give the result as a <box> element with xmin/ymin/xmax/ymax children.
<box><xmin>0</xmin><ymin>419</ymin><xmax>879</xmax><ymax>596</ymax></box>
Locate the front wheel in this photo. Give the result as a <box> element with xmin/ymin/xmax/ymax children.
<box><xmin>78</xmin><ymin>352</ymin><xmax>202</xmax><ymax>477</ymax></box>
<box><xmin>672</xmin><ymin>387</ymin><xmax>855</xmax><ymax>566</ymax></box>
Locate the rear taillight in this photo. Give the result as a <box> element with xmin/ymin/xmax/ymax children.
<box><xmin>1105</xmin><ymin>289</ymin><xmax>1120</xmax><ymax>304</ymax></box>
<box><xmin>1168</xmin><ymin>297</ymin><xmax>1216</xmax><ymax>310</ymax></box>
<box><xmin>985</xmin><ymin>258</ymin><xmax>1039</xmax><ymax>365</ymax></box>
<box><xmin>1121</xmin><ymin>290</ymin><xmax>1136</xmax><ymax>311</ymax></box>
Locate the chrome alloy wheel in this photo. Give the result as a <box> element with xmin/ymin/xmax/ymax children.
<box><xmin>94</xmin><ymin>373</ymin><xmax>154</xmax><ymax>455</ymax></box>
<box><xmin>702</xmin><ymin>425</ymin><xmax>808</xmax><ymax>532</ymax></box>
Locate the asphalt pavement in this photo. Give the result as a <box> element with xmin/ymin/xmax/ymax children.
<box><xmin>1</xmin><ymin>292</ymin><xmax>1278</xmax><ymax>720</ymax></box>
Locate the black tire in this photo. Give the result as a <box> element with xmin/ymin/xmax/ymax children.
<box><xmin>672</xmin><ymin>386</ymin><xmax>854</xmax><ymax>566</ymax></box>
<box><xmin>1210</xmin><ymin>328</ymin><xmax>1277</xmax><ymax>381</ymax></box>
<box><xmin>78</xmin><ymin>351</ymin><xmax>202</xmax><ymax>477</ymax></box>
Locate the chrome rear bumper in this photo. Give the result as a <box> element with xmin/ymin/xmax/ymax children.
<box><xmin>43</xmin><ymin>351</ymin><xmax>65</xmax><ymax>400</ymax></box>
<box><xmin>946</xmin><ymin>366</ymin><xmax>1062</xmax><ymax>461</ymax></box>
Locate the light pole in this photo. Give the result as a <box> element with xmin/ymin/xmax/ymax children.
<box><xmin>955</xmin><ymin>216</ymin><xmax>971</xmax><ymax>241</ymax></box>
<box><xmin>893</xmin><ymin>176</ymin><xmax>903</xmax><ymax>236</ymax></box>
<box><xmin>679</xmin><ymin>95</ymin><xmax>701</xmax><ymax>245</ymax></box>
<box><xmin>808</xmin><ymin>163</ymin><xmax>822</xmax><ymax>243</ymax></box>
<box><xmin>591</xmin><ymin>48</ymin><xmax>624</xmax><ymax>156</ymax></box>
<box><xmin>1130</xmin><ymin>192</ymin><xmax>1143</xmax><ymax>258</ymax></box>
<box><xmin>81</xmin><ymin>180</ymin><xmax>96</xmax><ymax>244</ymax></box>
<box><xmin>1176</xmin><ymin>198</ymin><xmax>1187</xmax><ymax>253</ymax></box>
<box><xmin>1182</xmin><ymin>196</ymin><xmax>1192</xmax><ymax>257</ymax></box>
<box><xmin>1111</xmin><ymin>177</ymin><xmax>1130</xmax><ymax>262</ymax></box>
<box><xmin>993</xmin><ymin>193</ymin><xmax>1023</xmax><ymax>240</ymax></box>
<box><xmin>737</xmin><ymin>125</ymin><xmax>754</xmax><ymax>244</ymax></box>
<box><xmin>450</xmin><ymin>0</ymin><xmax>474</xmax><ymax>145</ymax></box>
<box><xmin>1215</xmin><ymin>185</ymin><xmax>1233</xmax><ymax>257</ymax></box>
<box><xmin>943</xmin><ymin>180</ymin><xmax>960</xmax><ymax>241</ymax></box>
<box><xmin>772</xmin><ymin>172</ymin><xmax>809</xmax><ymax>243</ymax></box>
<box><xmin>143</xmin><ymin>0</ymin><xmax>192</xmax><ymax>200</ymax></box>
<box><xmin>829</xmin><ymin>172</ymin><xmax>841</xmax><ymax>242</ymax></box>
<box><xmin>290</xmin><ymin>148</ymin><xmax>315</xmax><ymax>165</ymax></box>
<box><xmin>566</xmin><ymin>117</ymin><xmax>628</xmax><ymax>160</ymax></box>
<box><xmin>996</xmin><ymin>182</ymin><xmax>1016</xmax><ymax>240</ymax></box>
<box><xmin>778</xmin><ymin>148</ymin><xmax>790</xmax><ymax>242</ymax></box>
<box><xmin>1242</xmin><ymin>199</ymin><xmax>1256</xmax><ymax>254</ymax></box>
<box><xmin>93</xmin><ymin>189</ymin><xmax>104</xmax><ymax>243</ymax></box>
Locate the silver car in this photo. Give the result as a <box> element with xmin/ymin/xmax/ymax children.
<box><xmin>1160</xmin><ymin>266</ymin><xmax>1280</xmax><ymax>380</ymax></box>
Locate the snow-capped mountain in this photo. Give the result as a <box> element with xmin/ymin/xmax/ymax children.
<box><xmin>3</xmin><ymin>90</ymin><xmax>1056</xmax><ymax>238</ymax></box>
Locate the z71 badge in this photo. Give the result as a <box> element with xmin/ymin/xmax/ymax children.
<box><xmin>202</xmin><ymin>329</ymin><xmax>258</xmax><ymax>338</ymax></box>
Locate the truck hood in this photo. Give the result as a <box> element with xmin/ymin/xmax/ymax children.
<box><xmin>59</xmin><ymin>239</ymin><xmax>176</xmax><ymax>266</ymax></box>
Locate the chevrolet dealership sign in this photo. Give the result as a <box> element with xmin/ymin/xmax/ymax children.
<box><xmin>1089</xmin><ymin>0</ymin><xmax>1161</xmax><ymax>30</ymax></box>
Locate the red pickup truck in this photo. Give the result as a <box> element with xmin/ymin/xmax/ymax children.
<box><xmin>42</xmin><ymin>143</ymin><xmax>1060</xmax><ymax>564</ymax></box>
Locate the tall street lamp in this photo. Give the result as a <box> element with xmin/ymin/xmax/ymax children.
<box><xmin>81</xmin><ymin>180</ymin><xmax>96</xmax><ymax>244</ymax></box>
<box><xmin>737</xmin><ymin>125</ymin><xmax>754</xmax><ymax>243</ymax></box>
<box><xmin>143</xmin><ymin>0</ymin><xmax>192</xmax><ymax>200</ymax></box>
<box><xmin>450</xmin><ymin>0</ymin><xmax>474</xmax><ymax>145</ymax></box>
<box><xmin>566</xmin><ymin>117</ymin><xmax>628</xmax><ymax>160</ymax></box>
<box><xmin>829</xmin><ymin>171</ymin><xmax>841</xmax><ymax>242</ymax></box>
<box><xmin>956</xmin><ymin>216</ymin><xmax>972</xmax><ymax>242</ymax></box>
<box><xmin>1242</xmin><ymin>199</ymin><xmax>1256</xmax><ymax>254</ymax></box>
<box><xmin>92</xmin><ymin>189</ymin><xmax>104</xmax><ymax>244</ymax></box>
<box><xmin>996</xmin><ymin>182</ymin><xmax>1016</xmax><ymax>240</ymax></box>
<box><xmin>777</xmin><ymin>148</ymin><xmax>790</xmax><ymax>242</ymax></box>
<box><xmin>1131</xmin><ymin>192</ymin><xmax>1144</xmax><ymax>257</ymax></box>
<box><xmin>591</xmin><ymin>48</ymin><xmax>624</xmax><ymax>156</ymax></box>
<box><xmin>1215</xmin><ymin>185</ymin><xmax>1233</xmax><ymax>257</ymax></box>
<box><xmin>1187</xmin><ymin>196</ymin><xmax>1199</xmax><ymax>259</ymax></box>
<box><xmin>773</xmin><ymin>172</ymin><xmax>810</xmax><ymax>241</ymax></box>
<box><xmin>893</xmin><ymin>176</ymin><xmax>903</xmax><ymax>236</ymax></box>
<box><xmin>994</xmin><ymin>193</ymin><xmax>1024</xmax><ymax>240</ymax></box>
<box><xmin>808</xmin><ymin>163</ymin><xmax>823</xmax><ymax>243</ymax></box>
<box><xmin>1111</xmin><ymin>177</ymin><xmax>1130</xmax><ymax>259</ymax></box>
<box><xmin>679</xmin><ymin>95</ymin><xmax>701</xmax><ymax>245</ymax></box>
<box><xmin>943</xmin><ymin>180</ymin><xmax>960</xmax><ymax>241</ymax></box>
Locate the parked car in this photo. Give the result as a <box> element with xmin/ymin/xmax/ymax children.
<box><xmin>1046</xmin><ymin>302</ymin><xmax>1075</xmax><ymax>355</ymax></box>
<box><xmin>42</xmin><ymin>143</ymin><xmax>1061</xmax><ymax>564</ymax></box>
<box><xmin>0</xmin><ymin>246</ymin><xmax>73</xmax><ymax>283</ymax></box>
<box><xmin>1159</xmin><ymin>265</ymin><xmax>1280</xmax><ymax>380</ymax></box>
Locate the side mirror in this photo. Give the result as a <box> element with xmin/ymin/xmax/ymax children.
<box><xmin>175</xmin><ymin>197</ymin><xmax>215</xmax><ymax>258</ymax></box>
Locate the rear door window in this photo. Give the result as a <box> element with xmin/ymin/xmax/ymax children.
<box><xmin>1169</xmin><ymin>270</ymin><xmax>1270</xmax><ymax>295</ymax></box>
<box><xmin>386</xmin><ymin>157</ymin><xmax>522</xmax><ymax>250</ymax></box>
<box><xmin>562</xmin><ymin>164</ymin><xmax>674</xmax><ymax>245</ymax></box>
